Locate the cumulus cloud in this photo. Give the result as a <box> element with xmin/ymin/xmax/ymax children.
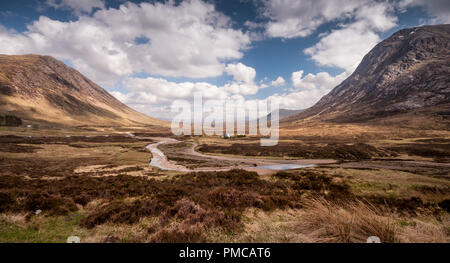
<box><xmin>121</xmin><ymin>77</ymin><xmax>229</xmax><ymax>103</ymax></box>
<box><xmin>291</xmin><ymin>70</ymin><xmax>348</xmax><ymax>91</ymax></box>
<box><xmin>46</xmin><ymin>0</ymin><xmax>105</xmax><ymax>15</ymax></box>
<box><xmin>271</xmin><ymin>76</ymin><xmax>286</xmax><ymax>87</ymax></box>
<box><xmin>304</xmin><ymin>25</ymin><xmax>381</xmax><ymax>72</ymax></box>
<box><xmin>111</xmin><ymin>68</ymin><xmax>349</xmax><ymax>119</ymax></box>
<box><xmin>222</xmin><ymin>63</ymin><xmax>260</xmax><ymax>95</ymax></box>
<box><xmin>223</xmin><ymin>82</ymin><xmax>259</xmax><ymax>96</ymax></box>
<box><xmin>110</xmin><ymin>61</ymin><xmax>266</xmax><ymax>119</ymax></box>
<box><xmin>398</xmin><ymin>0</ymin><xmax>450</xmax><ymax>23</ymax></box>
<box><xmin>112</xmin><ymin>62</ymin><xmax>260</xmax><ymax>110</ymax></box>
<box><xmin>224</xmin><ymin>63</ymin><xmax>256</xmax><ymax>84</ymax></box>
<box><xmin>263</xmin><ymin>0</ymin><xmax>368</xmax><ymax>38</ymax></box>
<box><xmin>304</xmin><ymin>2</ymin><xmax>397</xmax><ymax>72</ymax></box>
<box><xmin>262</xmin><ymin>70</ymin><xmax>348</xmax><ymax>110</ymax></box>
<box><xmin>0</xmin><ymin>0</ymin><xmax>250</xmax><ymax>86</ymax></box>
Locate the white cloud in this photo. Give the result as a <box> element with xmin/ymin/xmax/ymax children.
<box><xmin>46</xmin><ymin>0</ymin><xmax>105</xmax><ymax>15</ymax></box>
<box><xmin>398</xmin><ymin>0</ymin><xmax>450</xmax><ymax>23</ymax></box>
<box><xmin>304</xmin><ymin>24</ymin><xmax>381</xmax><ymax>72</ymax></box>
<box><xmin>266</xmin><ymin>70</ymin><xmax>349</xmax><ymax>110</ymax></box>
<box><xmin>111</xmin><ymin>61</ymin><xmax>264</xmax><ymax>118</ymax></box>
<box><xmin>0</xmin><ymin>25</ymin><xmax>33</xmax><ymax>54</ymax></box>
<box><xmin>304</xmin><ymin>2</ymin><xmax>397</xmax><ymax>72</ymax></box>
<box><xmin>222</xmin><ymin>63</ymin><xmax>259</xmax><ymax>95</ymax></box>
<box><xmin>121</xmin><ymin>77</ymin><xmax>229</xmax><ymax>104</ymax></box>
<box><xmin>112</xmin><ymin>77</ymin><xmax>255</xmax><ymax>119</ymax></box>
<box><xmin>224</xmin><ymin>63</ymin><xmax>256</xmax><ymax>84</ymax></box>
<box><xmin>112</xmin><ymin>68</ymin><xmax>349</xmax><ymax>119</ymax></box>
<box><xmin>114</xmin><ymin>62</ymin><xmax>260</xmax><ymax>108</ymax></box>
<box><xmin>263</xmin><ymin>0</ymin><xmax>368</xmax><ymax>38</ymax></box>
<box><xmin>271</xmin><ymin>76</ymin><xmax>285</xmax><ymax>87</ymax></box>
<box><xmin>292</xmin><ymin>70</ymin><xmax>348</xmax><ymax>91</ymax></box>
<box><xmin>0</xmin><ymin>0</ymin><xmax>250</xmax><ymax>86</ymax></box>
<box><xmin>354</xmin><ymin>3</ymin><xmax>398</xmax><ymax>31</ymax></box>
<box><xmin>223</xmin><ymin>82</ymin><xmax>259</xmax><ymax>96</ymax></box>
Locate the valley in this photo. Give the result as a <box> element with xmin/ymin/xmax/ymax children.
<box><xmin>0</xmin><ymin>23</ymin><xmax>449</xmax><ymax>243</ymax></box>
<box><xmin>0</xmin><ymin>124</ymin><xmax>449</xmax><ymax>243</ymax></box>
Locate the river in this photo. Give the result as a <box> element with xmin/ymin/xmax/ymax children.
<box><xmin>146</xmin><ymin>138</ymin><xmax>336</xmax><ymax>174</ymax></box>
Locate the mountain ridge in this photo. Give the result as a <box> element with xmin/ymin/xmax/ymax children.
<box><xmin>284</xmin><ymin>24</ymin><xmax>450</xmax><ymax>125</ymax></box>
<box><xmin>0</xmin><ymin>54</ymin><xmax>167</xmax><ymax>127</ymax></box>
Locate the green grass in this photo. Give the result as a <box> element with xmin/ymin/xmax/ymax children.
<box><xmin>0</xmin><ymin>212</ymin><xmax>85</xmax><ymax>243</ymax></box>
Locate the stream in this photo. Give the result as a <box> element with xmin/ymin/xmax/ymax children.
<box><xmin>146</xmin><ymin>138</ymin><xmax>335</xmax><ymax>173</ymax></box>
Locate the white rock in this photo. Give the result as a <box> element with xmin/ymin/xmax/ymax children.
<box><xmin>67</xmin><ymin>236</ymin><xmax>81</xmax><ymax>243</ymax></box>
<box><xmin>367</xmin><ymin>236</ymin><xmax>381</xmax><ymax>243</ymax></box>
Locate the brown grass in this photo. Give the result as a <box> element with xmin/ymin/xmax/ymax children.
<box><xmin>399</xmin><ymin>218</ymin><xmax>448</xmax><ymax>243</ymax></box>
<box><xmin>297</xmin><ymin>198</ymin><xmax>399</xmax><ymax>243</ymax></box>
<box><xmin>296</xmin><ymin>197</ymin><xmax>449</xmax><ymax>243</ymax></box>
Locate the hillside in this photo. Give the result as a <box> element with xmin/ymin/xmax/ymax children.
<box><xmin>268</xmin><ymin>109</ymin><xmax>304</xmax><ymax>121</ymax></box>
<box><xmin>0</xmin><ymin>54</ymin><xmax>167</xmax><ymax>127</ymax></box>
<box><xmin>284</xmin><ymin>24</ymin><xmax>450</xmax><ymax>127</ymax></box>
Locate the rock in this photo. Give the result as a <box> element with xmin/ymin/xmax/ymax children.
<box><xmin>67</xmin><ymin>236</ymin><xmax>81</xmax><ymax>243</ymax></box>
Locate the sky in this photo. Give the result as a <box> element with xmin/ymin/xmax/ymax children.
<box><xmin>0</xmin><ymin>0</ymin><xmax>449</xmax><ymax>120</ymax></box>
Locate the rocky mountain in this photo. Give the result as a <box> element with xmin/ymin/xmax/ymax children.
<box><xmin>0</xmin><ymin>54</ymin><xmax>166</xmax><ymax>127</ymax></box>
<box><xmin>285</xmin><ymin>24</ymin><xmax>450</xmax><ymax>124</ymax></box>
<box><xmin>273</xmin><ymin>109</ymin><xmax>304</xmax><ymax>120</ymax></box>
<box><xmin>264</xmin><ymin>109</ymin><xmax>304</xmax><ymax>121</ymax></box>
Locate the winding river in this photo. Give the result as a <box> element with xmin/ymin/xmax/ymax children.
<box><xmin>146</xmin><ymin>138</ymin><xmax>336</xmax><ymax>173</ymax></box>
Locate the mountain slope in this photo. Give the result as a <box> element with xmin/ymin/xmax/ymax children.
<box><xmin>261</xmin><ymin>109</ymin><xmax>304</xmax><ymax>123</ymax></box>
<box><xmin>270</xmin><ymin>109</ymin><xmax>304</xmax><ymax>121</ymax></box>
<box><xmin>285</xmin><ymin>24</ymin><xmax>450</xmax><ymax>125</ymax></box>
<box><xmin>0</xmin><ymin>54</ymin><xmax>167</xmax><ymax>127</ymax></box>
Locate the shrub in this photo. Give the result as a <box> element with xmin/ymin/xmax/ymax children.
<box><xmin>0</xmin><ymin>115</ymin><xmax>22</xmax><ymax>126</ymax></box>
<box><xmin>23</xmin><ymin>192</ymin><xmax>77</xmax><ymax>216</ymax></box>
<box><xmin>0</xmin><ymin>192</ymin><xmax>13</xmax><ymax>212</ymax></box>
<box><xmin>81</xmin><ymin>199</ymin><xmax>163</xmax><ymax>228</ymax></box>
<box><xmin>150</xmin><ymin>226</ymin><xmax>206</xmax><ymax>243</ymax></box>
<box><xmin>438</xmin><ymin>199</ymin><xmax>450</xmax><ymax>213</ymax></box>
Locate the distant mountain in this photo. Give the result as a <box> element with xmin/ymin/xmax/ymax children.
<box><xmin>0</xmin><ymin>54</ymin><xmax>166</xmax><ymax>127</ymax></box>
<box><xmin>285</xmin><ymin>24</ymin><xmax>450</xmax><ymax>124</ymax></box>
<box><xmin>265</xmin><ymin>109</ymin><xmax>304</xmax><ymax>121</ymax></box>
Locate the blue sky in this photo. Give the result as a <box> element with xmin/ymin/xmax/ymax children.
<box><xmin>0</xmin><ymin>0</ymin><xmax>449</xmax><ymax>119</ymax></box>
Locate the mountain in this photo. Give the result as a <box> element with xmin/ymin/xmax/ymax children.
<box><xmin>264</xmin><ymin>109</ymin><xmax>304</xmax><ymax>121</ymax></box>
<box><xmin>0</xmin><ymin>54</ymin><xmax>167</xmax><ymax>127</ymax></box>
<box><xmin>271</xmin><ymin>109</ymin><xmax>304</xmax><ymax>120</ymax></box>
<box><xmin>285</xmin><ymin>24</ymin><xmax>450</xmax><ymax>124</ymax></box>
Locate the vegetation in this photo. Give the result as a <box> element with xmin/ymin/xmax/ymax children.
<box><xmin>0</xmin><ymin>115</ymin><xmax>22</xmax><ymax>127</ymax></box>
<box><xmin>0</xmin><ymin>131</ymin><xmax>448</xmax><ymax>243</ymax></box>
<box><xmin>198</xmin><ymin>142</ymin><xmax>390</xmax><ymax>160</ymax></box>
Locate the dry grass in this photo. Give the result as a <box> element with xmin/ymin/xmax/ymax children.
<box><xmin>297</xmin><ymin>198</ymin><xmax>400</xmax><ymax>243</ymax></box>
<box><xmin>398</xmin><ymin>218</ymin><xmax>448</xmax><ymax>243</ymax></box>
<box><xmin>296</xmin><ymin>197</ymin><xmax>449</xmax><ymax>243</ymax></box>
<box><xmin>218</xmin><ymin>208</ymin><xmax>305</xmax><ymax>243</ymax></box>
